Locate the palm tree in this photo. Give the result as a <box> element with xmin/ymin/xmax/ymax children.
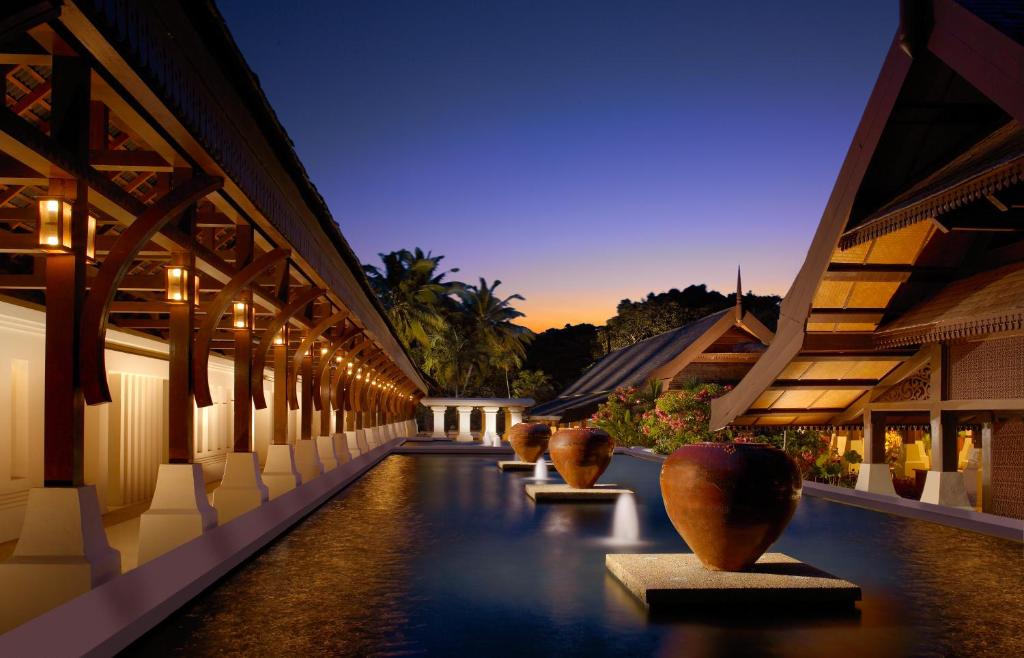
<box><xmin>456</xmin><ymin>278</ymin><xmax>533</xmax><ymax>393</ymax></box>
<box><xmin>363</xmin><ymin>248</ymin><xmax>461</xmax><ymax>347</ymax></box>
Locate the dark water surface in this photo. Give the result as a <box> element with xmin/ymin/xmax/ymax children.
<box><xmin>128</xmin><ymin>454</ymin><xmax>1023</xmax><ymax>657</ymax></box>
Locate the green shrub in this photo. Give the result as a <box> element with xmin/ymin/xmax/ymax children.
<box><xmin>590</xmin><ymin>381</ymin><xmax>660</xmax><ymax>448</ymax></box>
<box><xmin>639</xmin><ymin>383</ymin><xmax>732</xmax><ymax>454</ymax></box>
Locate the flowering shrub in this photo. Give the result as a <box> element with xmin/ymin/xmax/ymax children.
<box><xmin>590</xmin><ymin>382</ymin><xmax>659</xmax><ymax>448</ymax></box>
<box><xmin>638</xmin><ymin>383</ymin><xmax>732</xmax><ymax>454</ymax></box>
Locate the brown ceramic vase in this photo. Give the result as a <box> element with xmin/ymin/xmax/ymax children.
<box><xmin>508</xmin><ymin>423</ymin><xmax>552</xmax><ymax>463</ymax></box>
<box><xmin>660</xmin><ymin>442</ymin><xmax>801</xmax><ymax>571</ymax></box>
<box><xmin>549</xmin><ymin>427</ymin><xmax>614</xmax><ymax>489</ymax></box>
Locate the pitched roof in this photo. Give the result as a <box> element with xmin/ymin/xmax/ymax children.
<box><xmin>839</xmin><ymin>121</ymin><xmax>1024</xmax><ymax>249</ymax></box>
<box><xmin>710</xmin><ymin>0</ymin><xmax>1024</xmax><ymax>429</ymax></box>
<box><xmin>875</xmin><ymin>262</ymin><xmax>1024</xmax><ymax>347</ymax></box>
<box><xmin>530</xmin><ymin>310</ymin><xmax>730</xmax><ymax>418</ymax></box>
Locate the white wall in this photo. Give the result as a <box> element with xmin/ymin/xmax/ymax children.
<box><xmin>0</xmin><ymin>299</ymin><xmax>277</xmax><ymax>541</ymax></box>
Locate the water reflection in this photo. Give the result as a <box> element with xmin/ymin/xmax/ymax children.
<box><xmin>129</xmin><ymin>455</ymin><xmax>1024</xmax><ymax>658</ymax></box>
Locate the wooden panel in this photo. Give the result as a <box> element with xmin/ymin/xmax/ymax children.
<box><xmin>813</xmin><ymin>389</ymin><xmax>863</xmax><ymax>409</ymax></box>
<box><xmin>812</xmin><ymin>281</ymin><xmax>852</xmax><ymax>308</ymax></box>
<box><xmin>991</xmin><ymin>419</ymin><xmax>1024</xmax><ymax>520</ymax></box>
<box><xmin>846</xmin><ymin>281</ymin><xmax>900</xmax><ymax>308</ymax></box>
<box><xmin>831</xmin><ymin>242</ymin><xmax>871</xmax><ymax>264</ymax></box>
<box><xmin>948</xmin><ymin>336</ymin><xmax>1024</xmax><ymax>400</ymax></box>
<box><xmin>865</xmin><ymin>221</ymin><xmax>932</xmax><ymax>264</ymax></box>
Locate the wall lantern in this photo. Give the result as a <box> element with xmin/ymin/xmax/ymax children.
<box><xmin>320</xmin><ymin>346</ymin><xmax>329</xmax><ymax>356</ymax></box>
<box><xmin>39</xmin><ymin>196</ymin><xmax>100</xmax><ymax>258</ymax></box>
<box><xmin>273</xmin><ymin>327</ymin><xmax>287</xmax><ymax>346</ymax></box>
<box><xmin>165</xmin><ymin>265</ymin><xmax>193</xmax><ymax>303</ymax></box>
<box><xmin>232</xmin><ymin>300</ymin><xmax>250</xmax><ymax>328</ymax></box>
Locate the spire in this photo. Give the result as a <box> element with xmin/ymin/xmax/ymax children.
<box><xmin>735</xmin><ymin>265</ymin><xmax>743</xmax><ymax>321</ymax></box>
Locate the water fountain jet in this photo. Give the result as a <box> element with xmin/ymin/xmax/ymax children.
<box><xmin>610</xmin><ymin>492</ymin><xmax>639</xmax><ymax>544</ymax></box>
<box><xmin>533</xmin><ymin>457</ymin><xmax>549</xmax><ymax>482</ymax></box>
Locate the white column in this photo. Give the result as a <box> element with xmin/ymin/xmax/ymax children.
<box><xmin>482</xmin><ymin>405</ymin><xmax>500</xmax><ymax>445</ymax></box>
<box><xmin>456</xmin><ymin>406</ymin><xmax>474</xmax><ymax>441</ymax></box>
<box><xmin>508</xmin><ymin>406</ymin><xmax>525</xmax><ymax>427</ymax></box>
<box><xmin>431</xmin><ymin>405</ymin><xmax>448</xmax><ymax>438</ymax></box>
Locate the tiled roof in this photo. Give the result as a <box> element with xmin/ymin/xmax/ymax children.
<box><xmin>529</xmin><ymin>309</ymin><xmax>730</xmax><ymax>418</ymax></box>
<box><xmin>875</xmin><ymin>262</ymin><xmax>1024</xmax><ymax>347</ymax></box>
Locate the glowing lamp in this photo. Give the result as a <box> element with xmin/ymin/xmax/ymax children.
<box><xmin>165</xmin><ymin>266</ymin><xmax>191</xmax><ymax>303</ymax></box>
<box><xmin>232</xmin><ymin>300</ymin><xmax>249</xmax><ymax>328</ymax></box>
<box><xmin>320</xmin><ymin>346</ymin><xmax>329</xmax><ymax>356</ymax></box>
<box><xmin>273</xmin><ymin>328</ymin><xmax>286</xmax><ymax>346</ymax></box>
<box><xmin>37</xmin><ymin>197</ymin><xmax>72</xmax><ymax>252</ymax></box>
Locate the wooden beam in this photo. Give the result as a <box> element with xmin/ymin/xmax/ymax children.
<box><xmin>807</xmin><ymin>308</ymin><xmax>886</xmax><ymax>324</ymax></box>
<box><xmin>823</xmin><ymin>263</ymin><xmax>913</xmax><ymax>282</ymax></box>
<box><xmin>89</xmin><ymin>149</ymin><xmax>172</xmax><ymax>172</ymax></box>
<box><xmin>746</xmin><ymin>408</ymin><xmax>847</xmax><ymax>416</ymax></box>
<box><xmin>768</xmin><ymin>379</ymin><xmax>877</xmax><ymax>391</ymax></box>
<box><xmin>801</xmin><ymin>333</ymin><xmax>878</xmax><ymax>352</ymax></box>
<box><xmin>193</xmin><ymin>248</ymin><xmax>289</xmax><ymax>408</ymax></box>
<box><xmin>79</xmin><ymin>176</ymin><xmax>222</xmax><ymax>404</ymax></box>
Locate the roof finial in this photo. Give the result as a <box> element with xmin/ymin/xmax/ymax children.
<box><xmin>735</xmin><ymin>265</ymin><xmax>743</xmax><ymax>321</ymax></box>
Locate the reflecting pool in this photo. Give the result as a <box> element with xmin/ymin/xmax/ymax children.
<box><xmin>128</xmin><ymin>454</ymin><xmax>1023</xmax><ymax>657</ymax></box>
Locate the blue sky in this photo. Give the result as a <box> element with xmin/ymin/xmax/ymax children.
<box><xmin>218</xmin><ymin>0</ymin><xmax>896</xmax><ymax>329</ymax></box>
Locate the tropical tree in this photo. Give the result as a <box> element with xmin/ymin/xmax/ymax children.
<box><xmin>511</xmin><ymin>369</ymin><xmax>555</xmax><ymax>402</ymax></box>
<box><xmin>456</xmin><ymin>278</ymin><xmax>534</xmax><ymax>392</ymax></box>
<box><xmin>363</xmin><ymin>248</ymin><xmax>461</xmax><ymax>347</ymax></box>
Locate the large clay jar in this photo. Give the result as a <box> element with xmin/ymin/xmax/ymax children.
<box><xmin>660</xmin><ymin>442</ymin><xmax>801</xmax><ymax>571</ymax></box>
<box><xmin>508</xmin><ymin>423</ymin><xmax>552</xmax><ymax>463</ymax></box>
<box><xmin>549</xmin><ymin>427</ymin><xmax>614</xmax><ymax>489</ymax></box>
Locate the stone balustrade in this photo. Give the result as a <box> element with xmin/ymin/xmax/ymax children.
<box><xmin>420</xmin><ymin>398</ymin><xmax>534</xmax><ymax>445</ymax></box>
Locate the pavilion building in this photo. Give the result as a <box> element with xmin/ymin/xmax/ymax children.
<box><xmin>710</xmin><ymin>0</ymin><xmax>1024</xmax><ymax>519</ymax></box>
<box><xmin>0</xmin><ymin>0</ymin><xmax>425</xmax><ymax>629</ymax></box>
<box><xmin>530</xmin><ymin>280</ymin><xmax>773</xmax><ymax>427</ymax></box>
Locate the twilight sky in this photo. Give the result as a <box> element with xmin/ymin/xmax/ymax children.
<box><xmin>217</xmin><ymin>0</ymin><xmax>896</xmax><ymax>331</ymax></box>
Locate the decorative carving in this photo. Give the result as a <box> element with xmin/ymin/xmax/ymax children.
<box><xmin>874</xmin><ymin>365</ymin><xmax>931</xmax><ymax>402</ymax></box>
<box><xmin>948</xmin><ymin>336</ymin><xmax>1024</xmax><ymax>400</ymax></box>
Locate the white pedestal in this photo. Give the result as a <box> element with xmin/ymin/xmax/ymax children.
<box><xmin>294</xmin><ymin>439</ymin><xmax>324</xmax><ymax>483</ymax></box>
<box><xmin>213</xmin><ymin>452</ymin><xmax>269</xmax><ymax>524</ymax></box>
<box><xmin>333</xmin><ymin>433</ymin><xmax>352</xmax><ymax>464</ymax></box>
<box><xmin>921</xmin><ymin>470</ymin><xmax>972</xmax><ymax>508</ymax></box>
<box><xmin>456</xmin><ymin>406</ymin><xmax>474</xmax><ymax>442</ymax></box>
<box><xmin>355</xmin><ymin>429</ymin><xmax>369</xmax><ymax>453</ymax></box>
<box><xmin>262</xmin><ymin>444</ymin><xmax>301</xmax><ymax>500</ymax></box>
<box><xmin>431</xmin><ymin>406</ymin><xmax>447</xmax><ymax>438</ymax></box>
<box><xmin>316</xmin><ymin>435</ymin><xmax>339</xmax><ymax>472</ymax></box>
<box><xmin>854</xmin><ymin>462</ymin><xmax>897</xmax><ymax>496</ymax></box>
<box><xmin>0</xmin><ymin>486</ymin><xmax>121</xmax><ymax>632</ymax></box>
<box><xmin>138</xmin><ymin>463</ymin><xmax>218</xmax><ymax>565</ymax></box>
<box><xmin>346</xmin><ymin>431</ymin><xmax>361</xmax><ymax>457</ymax></box>
<box><xmin>481</xmin><ymin>405</ymin><xmax>500</xmax><ymax>445</ymax></box>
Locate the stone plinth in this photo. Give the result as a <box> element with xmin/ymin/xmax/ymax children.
<box><xmin>497</xmin><ymin>460</ymin><xmax>544</xmax><ymax>471</ymax></box>
<box><xmin>294</xmin><ymin>439</ymin><xmax>324</xmax><ymax>483</ymax></box>
<box><xmin>138</xmin><ymin>464</ymin><xmax>218</xmax><ymax>565</ymax></box>
<box><xmin>525</xmin><ymin>483</ymin><xmax>632</xmax><ymax>502</ymax></box>
<box><xmin>332</xmin><ymin>433</ymin><xmax>351</xmax><ymax>465</ymax></box>
<box><xmin>0</xmin><ymin>486</ymin><xmax>121</xmax><ymax>632</ymax></box>
<box><xmin>262</xmin><ymin>444</ymin><xmax>301</xmax><ymax>500</ymax></box>
<box><xmin>316</xmin><ymin>435</ymin><xmax>339</xmax><ymax>472</ymax></box>
<box><xmin>213</xmin><ymin>452</ymin><xmax>269</xmax><ymax>524</ymax></box>
<box><xmin>605</xmin><ymin>553</ymin><xmax>861</xmax><ymax>610</ymax></box>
